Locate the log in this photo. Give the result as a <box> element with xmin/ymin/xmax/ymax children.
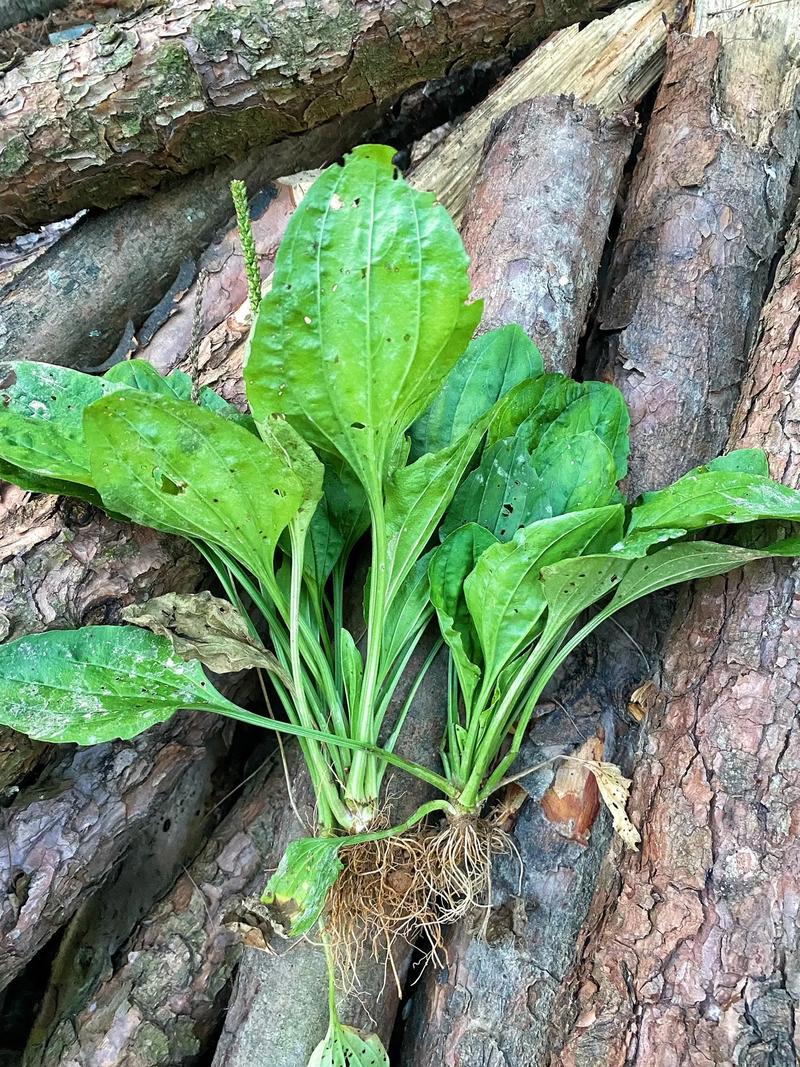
<box><xmin>23</xmin><ymin>746</ymin><xmax>287</xmax><ymax>1067</ymax></box>
<box><xmin>460</xmin><ymin>95</ymin><xmax>635</xmax><ymax>370</ymax></box>
<box><xmin>0</xmin><ymin>104</ymin><xmax>381</xmax><ymax>371</ymax></box>
<box><xmin>0</xmin><ymin>712</ymin><xmax>228</xmax><ymax>993</ymax></box>
<box><xmin>0</xmin><ymin>0</ymin><xmax>626</xmax><ymax>240</ymax></box>
<box><xmin>593</xmin><ymin>0</ymin><xmax>800</xmax><ymax>497</ymax></box>
<box><xmin>549</xmin><ymin>200</ymin><xmax>800</xmax><ymax>1067</ymax></box>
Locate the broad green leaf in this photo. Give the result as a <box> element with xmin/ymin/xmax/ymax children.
<box><xmin>309</xmin><ymin>1020</ymin><xmax>389</xmax><ymax>1067</ymax></box>
<box><xmin>0</xmin><ymin>625</ymin><xmax>226</xmax><ymax>744</ymax></box>
<box><xmin>0</xmin><ymin>360</ymin><xmax>121</xmax><ymax>487</ymax></box>
<box><xmin>381</xmin><ymin>552</ymin><xmax>434</xmax><ymax>671</ymax></box>
<box><xmin>121</xmin><ymin>591</ymin><xmax>290</xmax><ymax>683</ymax></box>
<box><xmin>464</xmin><ymin>506</ymin><xmax>624</xmax><ymax>686</ymax></box>
<box><xmin>533</xmin><ymin>430</ymin><xmax>618</xmax><ymax>515</ymax></box>
<box><xmin>339</xmin><ymin>628</ymin><xmax>364</xmax><ymax>713</ymax></box>
<box><xmin>306</xmin><ymin>492</ymin><xmax>347</xmax><ymax>591</ymax></box>
<box><xmin>487</xmin><ymin>373</ymin><xmax>579</xmax><ymax>447</ymax></box>
<box><xmin>258</xmin><ymin>415</ymin><xmax>325</xmax><ymax>542</ymax></box>
<box><xmin>441</xmin><ymin>435</ymin><xmax>551</xmax><ymax>543</ymax></box>
<box><xmin>261</xmin><ymin>837</ymin><xmax>343</xmax><ymax>937</ymax></box>
<box><xmin>628</xmin><ymin>470</ymin><xmax>800</xmax><ymax>537</ymax></box>
<box><xmin>410</xmin><ymin>324</ymin><xmax>543</xmax><ymax>459</ymax></box>
<box><xmin>540</xmin><ymin>554</ymin><xmax>632</xmax><ymax>639</ymax></box>
<box><xmin>384</xmin><ymin>424</ymin><xmax>485</xmax><ymax>605</ymax></box>
<box><xmin>106</xmin><ymin>360</ymin><xmax>256</xmax><ymax>431</ymax></box>
<box><xmin>429</xmin><ymin>524</ymin><xmax>497</xmax><ymax>710</ymax></box>
<box><xmin>245</xmin><ymin>145</ymin><xmax>481</xmax><ymax>489</ymax></box>
<box><xmin>536</xmin><ymin>384</ymin><xmax>630</xmax><ymax>480</ymax></box>
<box><xmin>84</xmin><ymin>390</ymin><xmax>304</xmax><ymax>585</ymax></box>
<box><xmin>323</xmin><ymin>457</ymin><xmax>370</xmax><ymax>556</ymax></box>
<box><xmin>0</xmin><ymin>454</ymin><xmax>102</xmax><ymax>505</ymax></box>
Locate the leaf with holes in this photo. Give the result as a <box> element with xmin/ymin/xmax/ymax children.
<box><xmin>261</xmin><ymin>837</ymin><xmax>344</xmax><ymax>937</ymax></box>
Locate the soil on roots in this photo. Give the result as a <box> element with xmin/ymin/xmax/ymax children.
<box><xmin>325</xmin><ymin>813</ymin><xmax>516</xmax><ymax>994</ymax></box>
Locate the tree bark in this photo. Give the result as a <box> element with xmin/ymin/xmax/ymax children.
<box><xmin>460</xmin><ymin>95</ymin><xmax>635</xmax><ymax>371</ymax></box>
<box><xmin>592</xmin><ymin>3</ymin><xmax>800</xmax><ymax>498</ymax></box>
<box><xmin>0</xmin><ymin>0</ymin><xmax>627</xmax><ymax>240</ymax></box>
<box><xmin>549</xmin><ymin>202</ymin><xmax>800</xmax><ymax>1067</ymax></box>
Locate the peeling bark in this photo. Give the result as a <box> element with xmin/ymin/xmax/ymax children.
<box><xmin>0</xmin><ymin>0</ymin><xmax>624</xmax><ymax>239</ymax></box>
<box><xmin>460</xmin><ymin>95</ymin><xmax>635</xmax><ymax>371</ymax></box>
<box><xmin>550</xmin><ymin>205</ymin><xmax>800</xmax><ymax>1067</ymax></box>
<box><xmin>0</xmin><ymin>712</ymin><xmax>227</xmax><ymax>993</ymax></box>
<box><xmin>594</xmin><ymin>10</ymin><xmax>800</xmax><ymax>497</ymax></box>
<box><xmin>0</xmin><ymin>104</ymin><xmax>382</xmax><ymax>371</ymax></box>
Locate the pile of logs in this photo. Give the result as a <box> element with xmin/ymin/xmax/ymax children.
<box><xmin>1</xmin><ymin>0</ymin><xmax>799</xmax><ymax>1062</ymax></box>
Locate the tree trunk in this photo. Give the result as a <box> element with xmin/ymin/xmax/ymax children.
<box><xmin>592</xmin><ymin>0</ymin><xmax>800</xmax><ymax>497</ymax></box>
<box><xmin>0</xmin><ymin>0</ymin><xmax>628</xmax><ymax>240</ymax></box>
<box><xmin>549</xmin><ymin>201</ymin><xmax>800</xmax><ymax>1067</ymax></box>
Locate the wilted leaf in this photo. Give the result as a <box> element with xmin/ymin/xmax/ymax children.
<box><xmin>570</xmin><ymin>758</ymin><xmax>640</xmax><ymax>850</ymax></box>
<box><xmin>261</xmin><ymin>837</ymin><xmax>343</xmax><ymax>937</ymax></box>
<box><xmin>121</xmin><ymin>591</ymin><xmax>290</xmax><ymax>683</ymax></box>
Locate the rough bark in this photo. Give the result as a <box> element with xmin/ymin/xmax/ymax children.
<box><xmin>550</xmin><ymin>205</ymin><xmax>800</xmax><ymax>1067</ymax></box>
<box><xmin>23</xmin><ymin>746</ymin><xmax>287</xmax><ymax>1067</ymax></box>
<box><xmin>594</xmin><ymin>7</ymin><xmax>800</xmax><ymax>498</ymax></box>
<box><xmin>0</xmin><ymin>712</ymin><xmax>228</xmax><ymax>993</ymax></box>
<box><xmin>0</xmin><ymin>103</ymin><xmax>382</xmax><ymax>372</ymax></box>
<box><xmin>461</xmin><ymin>95</ymin><xmax>635</xmax><ymax>370</ymax></box>
<box><xmin>0</xmin><ymin>0</ymin><xmax>626</xmax><ymax>240</ymax></box>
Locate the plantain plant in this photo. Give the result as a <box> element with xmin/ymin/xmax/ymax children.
<box><xmin>2</xmin><ymin>145</ymin><xmax>800</xmax><ymax>1065</ymax></box>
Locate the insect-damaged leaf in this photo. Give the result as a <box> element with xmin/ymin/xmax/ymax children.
<box><xmin>410</xmin><ymin>324</ymin><xmax>543</xmax><ymax>459</ymax></box>
<box><xmin>84</xmin><ymin>390</ymin><xmax>305</xmax><ymax>585</ymax></box>
<box><xmin>0</xmin><ymin>625</ymin><xmax>227</xmax><ymax>745</ymax></box>
<box><xmin>0</xmin><ymin>360</ymin><xmax>121</xmax><ymax>489</ymax></box>
<box><xmin>627</xmin><ymin>469</ymin><xmax>800</xmax><ymax>538</ymax></box>
<box><xmin>245</xmin><ymin>145</ymin><xmax>481</xmax><ymax>489</ymax></box>
<box><xmin>261</xmin><ymin>837</ymin><xmax>343</xmax><ymax>937</ymax></box>
<box><xmin>121</xmin><ymin>591</ymin><xmax>291</xmax><ymax>683</ymax></box>
<box><xmin>309</xmin><ymin>1020</ymin><xmax>389</xmax><ymax>1067</ymax></box>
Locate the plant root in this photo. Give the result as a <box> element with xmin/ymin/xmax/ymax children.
<box><xmin>324</xmin><ymin>813</ymin><xmax>516</xmax><ymax>996</ymax></box>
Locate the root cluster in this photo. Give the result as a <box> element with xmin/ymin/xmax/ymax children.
<box><xmin>325</xmin><ymin>813</ymin><xmax>516</xmax><ymax>993</ymax></box>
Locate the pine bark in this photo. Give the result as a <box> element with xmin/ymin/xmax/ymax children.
<box><xmin>0</xmin><ymin>0</ymin><xmax>626</xmax><ymax>240</ymax></box>
<box><xmin>550</xmin><ymin>202</ymin><xmax>800</xmax><ymax>1067</ymax></box>
<box><xmin>593</xmin><ymin>7</ymin><xmax>800</xmax><ymax>497</ymax></box>
<box><xmin>0</xmin><ymin>0</ymin><xmax>67</xmax><ymax>32</ymax></box>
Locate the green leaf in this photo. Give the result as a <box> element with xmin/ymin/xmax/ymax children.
<box><xmin>104</xmin><ymin>359</ymin><xmax>179</xmax><ymax>395</ymax></box>
<box><xmin>245</xmin><ymin>144</ymin><xmax>481</xmax><ymax>490</ymax></box>
<box><xmin>533</xmin><ymin>430</ymin><xmax>618</xmax><ymax>515</ymax></box>
<box><xmin>441</xmin><ymin>435</ymin><xmax>551</xmax><ymax>543</ymax></box>
<box><xmin>261</xmin><ymin>837</ymin><xmax>343</xmax><ymax>937</ymax></box>
<box><xmin>0</xmin><ymin>454</ymin><xmax>102</xmax><ymax>505</ymax></box>
<box><xmin>535</xmin><ymin>384</ymin><xmax>630</xmax><ymax>480</ymax></box>
<box><xmin>410</xmin><ymin>324</ymin><xmax>543</xmax><ymax>459</ymax></box>
<box><xmin>121</xmin><ymin>591</ymin><xmax>291</xmax><ymax>683</ymax></box>
<box><xmin>0</xmin><ymin>625</ymin><xmax>225</xmax><ymax>745</ymax></box>
<box><xmin>339</xmin><ymin>628</ymin><xmax>364</xmax><ymax>714</ymax></box>
<box><xmin>540</xmin><ymin>554</ymin><xmax>631</xmax><ymax>638</ymax></box>
<box><xmin>309</xmin><ymin>1020</ymin><xmax>389</xmax><ymax>1067</ymax></box>
<box><xmin>487</xmin><ymin>373</ymin><xmax>579</xmax><ymax>447</ymax></box>
<box><xmin>627</xmin><ymin>470</ymin><xmax>800</xmax><ymax>538</ymax></box>
<box><xmin>429</xmin><ymin>524</ymin><xmax>497</xmax><ymax>710</ymax></box>
<box><xmin>384</xmin><ymin>424</ymin><xmax>485</xmax><ymax>605</ymax></box>
<box><xmin>464</xmin><ymin>506</ymin><xmax>624</xmax><ymax>686</ymax></box>
<box><xmin>258</xmin><ymin>415</ymin><xmax>325</xmax><ymax>543</ymax></box>
<box><xmin>84</xmin><ymin>390</ymin><xmax>305</xmax><ymax>585</ymax></box>
<box><xmin>0</xmin><ymin>360</ymin><xmax>121</xmax><ymax>487</ymax></box>
<box><xmin>683</xmin><ymin>448</ymin><xmax>770</xmax><ymax>478</ymax></box>
<box><xmin>607</xmin><ymin>537</ymin><xmax>800</xmax><ymax>614</ymax></box>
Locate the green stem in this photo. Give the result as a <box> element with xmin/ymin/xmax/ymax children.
<box><xmin>345</xmin><ymin>487</ymin><xmax>388</xmax><ymax>808</ymax></box>
<box><xmin>341</xmin><ymin>799</ymin><xmax>453</xmax><ymax>846</ymax></box>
